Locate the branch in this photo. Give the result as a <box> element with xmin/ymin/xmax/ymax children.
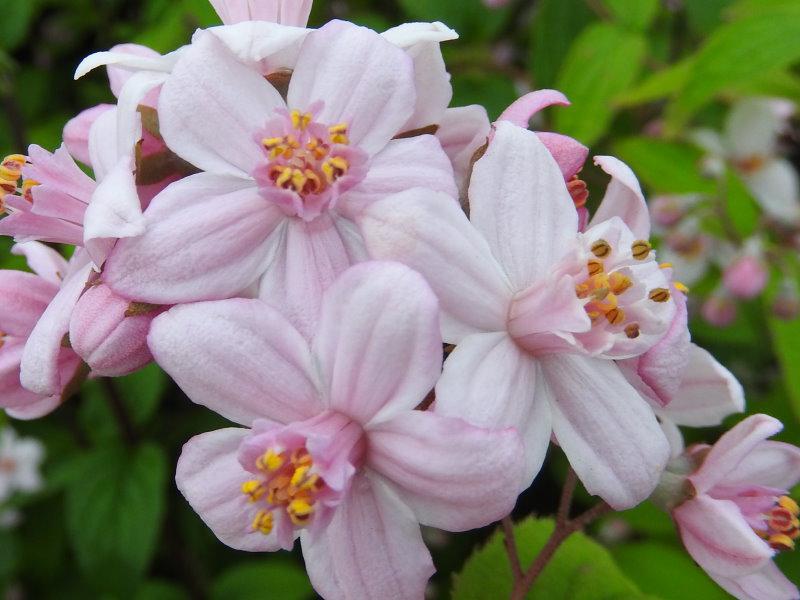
<box><xmin>502</xmin><ymin>516</ymin><xmax>524</xmax><ymax>583</ymax></box>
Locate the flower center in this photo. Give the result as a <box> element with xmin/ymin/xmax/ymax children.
<box><xmin>0</xmin><ymin>457</ymin><xmax>16</xmax><ymax>474</ymax></box>
<box><xmin>734</xmin><ymin>155</ymin><xmax>766</xmax><ymax>175</ymax></box>
<box><xmin>760</xmin><ymin>495</ymin><xmax>800</xmax><ymax>552</ymax></box>
<box><xmin>0</xmin><ymin>154</ymin><xmax>37</xmax><ymax>205</ymax></box>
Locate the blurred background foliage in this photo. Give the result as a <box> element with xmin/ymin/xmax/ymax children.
<box><xmin>1</xmin><ymin>0</ymin><xmax>799</xmax><ymax>598</ymax></box>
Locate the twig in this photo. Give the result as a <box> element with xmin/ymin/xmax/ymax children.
<box><xmin>502</xmin><ymin>516</ymin><xmax>523</xmax><ymax>583</ymax></box>
<box><xmin>556</xmin><ymin>467</ymin><xmax>578</xmax><ymax>526</ymax></box>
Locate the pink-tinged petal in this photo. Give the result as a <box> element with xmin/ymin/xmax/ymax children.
<box><xmin>436</xmin><ymin>105</ymin><xmax>491</xmax><ymax>198</ymax></box>
<box><xmin>381</xmin><ymin>21</ymin><xmax>458</xmax><ymax>46</ymax></box>
<box><xmin>745</xmin><ymin>158</ymin><xmax>800</xmax><ymax>224</ymax></box>
<box><xmin>176</xmin><ymin>428</ymin><xmax>286</xmax><ymax>551</ymax></box>
<box><xmin>658</xmin><ymin>344</ymin><xmax>745</xmax><ymax>426</ymax></box>
<box><xmin>339</xmin><ymin>135</ymin><xmax>458</xmax><ymax>220</ymax></box>
<box><xmin>0</xmin><ymin>209</ymin><xmax>84</xmax><ymax>247</ymax></box>
<box><xmin>360</xmin><ymin>189</ymin><xmax>513</xmax><ymax>342</ymax></box>
<box><xmin>158</xmin><ymin>31</ymin><xmax>284</xmax><ymax>178</ymax></box>
<box><xmin>11</xmin><ymin>241</ymin><xmax>67</xmax><ymax>285</ymax></box>
<box><xmin>690</xmin><ymin>414</ymin><xmax>783</xmax><ymax>495</ymax></box>
<box><xmin>114</xmin><ymin>70</ymin><xmax>167</xmax><ymax>156</ymax></box>
<box><xmin>63</xmin><ymin>104</ymin><xmax>114</xmax><ymax>166</ymax></box>
<box><xmin>710</xmin><ymin>559</ymin><xmax>799</xmax><ymax>600</ymax></box>
<box><xmin>470</xmin><ymin>121</ymin><xmax>578</xmax><ymax>290</ymax></box>
<box><xmin>25</xmin><ymin>144</ymin><xmax>96</xmax><ymax>205</ymax></box>
<box><xmin>5</xmin><ymin>393</ymin><xmax>64</xmax><ymax>420</ymax></box>
<box><xmin>20</xmin><ymin>263</ymin><xmax>92</xmax><ymax>396</ymax></box>
<box><xmin>207</xmin><ymin>21</ymin><xmax>308</xmax><ymax>77</ymax></box>
<box><xmin>633</xmin><ymin>290</ymin><xmax>691</xmax><ymax>407</ymax></box>
<box><xmin>367</xmin><ymin>410</ymin><xmax>523</xmax><ymax>531</ymax></box>
<box><xmin>104</xmin><ymin>173</ymin><xmax>282</xmax><ymax>304</ymax></box>
<box><xmin>83</xmin><ymin>155</ymin><xmax>145</xmax><ymax>267</ymax></box>
<box><xmin>288</xmin><ymin>21</ymin><xmax>416</xmax><ymax>157</ymax></box>
<box><xmin>209</xmin><ymin>0</ymin><xmax>312</xmax><ymax>26</ymax></box>
<box><xmin>75</xmin><ymin>48</ymin><xmax>176</xmax><ymax>82</ymax></box>
<box><xmin>148</xmin><ymin>299</ymin><xmax>323</xmax><ymax>426</ymax></box>
<box><xmin>590</xmin><ymin>156</ymin><xmax>651</xmax><ymax>239</ymax></box>
<box><xmin>301</xmin><ymin>474</ymin><xmax>434</xmax><ymax>600</ymax></box>
<box><xmin>535</xmin><ymin>132</ymin><xmax>589</xmax><ymax>181</ymax></box>
<box><xmin>312</xmin><ymin>262</ymin><xmax>442</xmax><ymax>425</ymax></box>
<box><xmin>257</xmin><ymin>214</ymin><xmax>354</xmax><ymax>339</ymax></box>
<box><xmin>541</xmin><ymin>354</ymin><xmax>669</xmax><ymax>509</ymax></box>
<box><xmin>0</xmin><ymin>271</ymin><xmax>57</xmax><ymax>337</ymax></box>
<box><xmin>497</xmin><ymin>89</ymin><xmax>570</xmax><ymax>129</ymax></box>
<box><xmin>0</xmin><ymin>337</ymin><xmax>42</xmax><ymax>409</ymax></box>
<box><xmin>720</xmin><ymin>441</ymin><xmax>800</xmax><ymax>491</ymax></box>
<box><xmin>69</xmin><ymin>283</ymin><xmax>159</xmax><ymax>378</ymax></box>
<box><xmin>87</xmin><ymin>108</ymin><xmax>121</xmax><ymax>181</ymax></box>
<box><xmin>434</xmin><ymin>332</ymin><xmax>551</xmax><ymax>488</ymax></box>
<box><xmin>106</xmin><ymin>43</ymin><xmax>162</xmax><ymax>98</ymax></box>
<box><xmin>674</xmin><ymin>495</ymin><xmax>774</xmax><ymax>577</ymax></box>
<box><xmin>659</xmin><ymin>417</ymin><xmax>686</xmax><ymax>458</ymax></box>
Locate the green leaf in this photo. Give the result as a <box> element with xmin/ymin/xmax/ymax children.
<box><xmin>529</xmin><ymin>0</ymin><xmax>593</xmax><ymax>89</ymax></box>
<box><xmin>64</xmin><ymin>443</ymin><xmax>168</xmax><ymax>593</ymax></box>
<box><xmin>616</xmin><ymin>501</ymin><xmax>675</xmax><ymax>538</ymax></box>
<box><xmin>396</xmin><ymin>0</ymin><xmax>508</xmax><ymax>40</ymax></box>
<box><xmin>612</xmin><ymin>137</ymin><xmax>715</xmax><ymax>195</ymax></box>
<box><xmin>452</xmin><ymin>518</ymin><xmax>645</xmax><ymax>599</ymax></box>
<box><xmin>613</xmin><ymin>541</ymin><xmax>729</xmax><ymax>599</ymax></box>
<box><xmin>615</xmin><ymin>58</ymin><xmax>693</xmax><ymax>107</ymax></box>
<box><xmin>451</xmin><ymin>71</ymin><xmax>518</xmax><ymax>121</ymax></box>
<box><xmin>211</xmin><ymin>559</ymin><xmax>313</xmax><ymax>600</ymax></box>
<box><xmin>666</xmin><ymin>6</ymin><xmax>800</xmax><ymax>131</ymax></box>
<box><xmin>116</xmin><ymin>363</ymin><xmax>168</xmax><ymax>427</ymax></box>
<box><xmin>728</xmin><ymin>69</ymin><xmax>800</xmax><ymax>103</ymax></box>
<box><xmin>684</xmin><ymin>0</ymin><xmax>733</xmax><ymax>35</ymax></box>
<box><xmin>554</xmin><ymin>23</ymin><xmax>647</xmax><ymax>145</ymax></box>
<box><xmin>135</xmin><ymin>580</ymin><xmax>190</xmax><ymax>600</ymax></box>
<box><xmin>767</xmin><ymin>310</ymin><xmax>800</xmax><ymax>422</ymax></box>
<box><xmin>724</xmin><ymin>169</ymin><xmax>760</xmax><ymax>238</ymax></box>
<box><xmin>602</xmin><ymin>0</ymin><xmax>660</xmax><ymax>31</ymax></box>
<box><xmin>0</xmin><ymin>2</ymin><xmax>38</xmax><ymax>51</ymax></box>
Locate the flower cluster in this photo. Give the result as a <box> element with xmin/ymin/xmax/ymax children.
<box><xmin>0</xmin><ymin>1</ymin><xmax>798</xmax><ymax>598</ymax></box>
<box><xmin>0</xmin><ymin>426</ymin><xmax>44</xmax><ymax>528</ymax></box>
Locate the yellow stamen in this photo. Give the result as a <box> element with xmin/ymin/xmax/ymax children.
<box><xmin>624</xmin><ymin>323</ymin><xmax>640</xmax><ymax>339</ymax></box>
<box><xmin>631</xmin><ymin>240</ymin><xmax>652</xmax><ymax>260</ymax></box>
<box><xmin>605</xmin><ymin>307</ymin><xmax>625</xmax><ymax>325</ymax></box>
<box><xmin>769</xmin><ymin>533</ymin><xmax>795</xmax><ymax>552</ymax></box>
<box><xmin>674</xmin><ymin>281</ymin><xmax>690</xmax><ymax>294</ymax></box>
<box><xmin>241</xmin><ymin>480</ymin><xmax>266</xmax><ymax>502</ymax></box>
<box><xmin>591</xmin><ymin>239</ymin><xmax>612</xmax><ymax>259</ymax></box>
<box><xmin>256</xmin><ymin>449</ymin><xmax>285</xmax><ymax>472</ymax></box>
<box><xmin>287</xmin><ymin>498</ymin><xmax>315</xmax><ymax>526</ymax></box>
<box><xmin>587</xmin><ymin>259</ymin><xmax>603</xmax><ymax>276</ymax></box>
<box><xmin>649</xmin><ymin>288</ymin><xmax>671</xmax><ymax>303</ymax></box>
<box><xmin>608</xmin><ymin>272</ymin><xmax>633</xmax><ymax>295</ymax></box>
<box><xmin>779</xmin><ymin>496</ymin><xmax>800</xmax><ymax>516</ymax></box>
<box><xmin>252</xmin><ymin>510</ymin><xmax>274</xmax><ymax>535</ymax></box>
<box><xmin>290</xmin><ymin>110</ymin><xmax>312</xmax><ymax>131</ymax></box>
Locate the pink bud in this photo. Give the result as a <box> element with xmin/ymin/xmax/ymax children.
<box><xmin>651</xmin><ymin>196</ymin><xmax>687</xmax><ymax>228</ymax></box>
<box><xmin>723</xmin><ymin>255</ymin><xmax>768</xmax><ymax>299</ymax></box>
<box><xmin>483</xmin><ymin>0</ymin><xmax>510</xmax><ymax>6</ymax></box>
<box><xmin>68</xmin><ymin>283</ymin><xmax>164</xmax><ymax>377</ymax></box>
<box><xmin>701</xmin><ymin>292</ymin><xmax>737</xmax><ymax>327</ymax></box>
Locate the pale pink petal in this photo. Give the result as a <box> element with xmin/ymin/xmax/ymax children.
<box><xmin>114</xmin><ymin>70</ymin><xmax>167</xmax><ymax>156</ymax></box>
<box><xmin>711</xmin><ymin>560</ymin><xmax>799</xmax><ymax>600</ymax></box>
<box><xmin>20</xmin><ymin>263</ymin><xmax>92</xmax><ymax>396</ymax></box>
<box><xmin>590</xmin><ymin>156</ymin><xmax>651</xmax><ymax>239</ymax></box>
<box><xmin>88</xmin><ymin>108</ymin><xmax>121</xmax><ymax>181</ymax></box>
<box><xmin>726</xmin><ymin>98</ymin><xmax>789</xmax><ymax>161</ymax></box>
<box><xmin>367</xmin><ymin>410</ymin><xmax>523</xmax><ymax>531</ymax></box>
<box><xmin>436</xmin><ymin>105</ymin><xmax>491</xmax><ymax>198</ymax></box>
<box><xmin>301</xmin><ymin>474</ymin><xmax>434</xmax><ymax>600</ymax></box>
<box><xmin>287</xmin><ymin>21</ymin><xmax>416</xmax><ymax>157</ymax></box>
<box><xmin>25</xmin><ymin>144</ymin><xmax>96</xmax><ymax>203</ymax></box>
<box><xmin>0</xmin><ymin>209</ymin><xmax>84</xmax><ymax>247</ymax></box>
<box><xmin>690</xmin><ymin>414</ymin><xmax>783</xmax><ymax>495</ymax></box>
<box><xmin>312</xmin><ymin>262</ymin><xmax>442</xmax><ymax>426</ymax></box>
<box><xmin>257</xmin><ymin>214</ymin><xmax>354</xmax><ymax>339</ymax></box>
<box><xmin>658</xmin><ymin>344</ymin><xmax>745</xmax><ymax>427</ymax></box>
<box><xmin>148</xmin><ymin>299</ymin><xmax>323</xmax><ymax>426</ymax></box>
<box><xmin>535</xmin><ymin>132</ymin><xmax>589</xmax><ymax>180</ymax></box>
<box><xmin>209</xmin><ymin>0</ymin><xmax>312</xmax><ymax>26</ymax></box>
<box><xmin>104</xmin><ymin>173</ymin><xmax>283</xmax><ymax>304</ymax></box>
<box><xmin>0</xmin><ymin>338</ymin><xmax>42</xmax><ymax>409</ymax></box>
<box><xmin>11</xmin><ymin>240</ymin><xmax>67</xmax><ymax>285</ymax></box>
<box><xmin>745</xmin><ymin>158</ymin><xmax>800</xmax><ymax>224</ymax></box>
<box><xmin>469</xmin><ymin>121</ymin><xmax>578</xmax><ymax>290</ymax></box>
<box><xmin>541</xmin><ymin>354</ymin><xmax>670</xmax><ymax>509</ymax></box>
<box><xmin>176</xmin><ymin>428</ymin><xmax>286</xmax><ymax>551</ymax></box>
<box><xmin>106</xmin><ymin>43</ymin><xmax>162</xmax><ymax>98</ymax></box>
<box><xmin>74</xmin><ymin>48</ymin><xmax>176</xmax><ymax>82</ymax></box>
<box><xmin>5</xmin><ymin>393</ymin><xmax>63</xmax><ymax>420</ymax></box>
<box><xmin>720</xmin><ymin>441</ymin><xmax>800</xmax><ymax>491</ymax></box>
<box><xmin>158</xmin><ymin>31</ymin><xmax>284</xmax><ymax>177</ymax></box>
<box><xmin>381</xmin><ymin>21</ymin><xmax>458</xmax><ymax>47</ymax></box>
<box><xmin>339</xmin><ymin>135</ymin><xmax>458</xmax><ymax>219</ymax></box>
<box><xmin>674</xmin><ymin>495</ymin><xmax>774</xmax><ymax>577</ymax></box>
<box><xmin>497</xmin><ymin>89</ymin><xmax>570</xmax><ymax>129</ymax></box>
<box><xmin>0</xmin><ymin>271</ymin><xmax>57</xmax><ymax>337</ymax></box>
<box><xmin>207</xmin><ymin>21</ymin><xmax>309</xmax><ymax>76</ymax></box>
<box><xmin>360</xmin><ymin>188</ymin><xmax>513</xmax><ymax>342</ymax></box>
<box><xmin>434</xmin><ymin>332</ymin><xmax>550</xmax><ymax>488</ymax></box>
<box><xmin>63</xmin><ymin>104</ymin><xmax>114</xmax><ymax>165</ymax></box>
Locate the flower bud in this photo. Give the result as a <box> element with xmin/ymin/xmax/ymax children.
<box><xmin>701</xmin><ymin>291</ymin><xmax>737</xmax><ymax>327</ymax></box>
<box><xmin>722</xmin><ymin>254</ymin><xmax>768</xmax><ymax>299</ymax></box>
<box><xmin>68</xmin><ymin>283</ymin><xmax>164</xmax><ymax>377</ymax></box>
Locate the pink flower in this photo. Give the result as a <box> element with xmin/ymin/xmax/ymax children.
<box><xmin>360</xmin><ymin>121</ymin><xmax>677</xmax><ymax>509</ymax></box>
<box><xmin>667</xmin><ymin>415</ymin><xmax>800</xmax><ymax>600</ymax></box>
<box><xmin>209</xmin><ymin>0</ymin><xmax>313</xmax><ymax>26</ymax></box>
<box><xmin>104</xmin><ymin>22</ymin><xmax>457</xmax><ymax>337</ymax></box>
<box><xmin>483</xmin><ymin>0</ymin><xmax>510</xmax><ymax>6</ymax></box>
<box><xmin>149</xmin><ymin>262</ymin><xmax>523</xmax><ymax>599</ymax></box>
<box><xmin>0</xmin><ymin>243</ymin><xmax>89</xmax><ymax>419</ymax></box>
<box><xmin>724</xmin><ymin>254</ymin><xmax>769</xmax><ymax>300</ymax></box>
<box><xmin>702</xmin><ymin>290</ymin><xmax>738</xmax><ymax>327</ymax></box>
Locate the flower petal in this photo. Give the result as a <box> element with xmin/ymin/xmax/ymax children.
<box><xmin>0</xmin><ymin>337</ymin><xmax>42</xmax><ymax>410</ymax></box>
<box><xmin>209</xmin><ymin>0</ymin><xmax>312</xmax><ymax>25</ymax></box>
<box><xmin>148</xmin><ymin>299</ymin><xmax>323</xmax><ymax>426</ymax></box>
<box><xmin>301</xmin><ymin>474</ymin><xmax>434</xmax><ymax>600</ymax></box>
<box><xmin>176</xmin><ymin>427</ymin><xmax>287</xmax><ymax>551</ymax></box>
<box><xmin>158</xmin><ymin>30</ymin><xmax>284</xmax><ymax>177</ymax></box>
<box><xmin>710</xmin><ymin>559</ymin><xmax>799</xmax><ymax>600</ymax></box>
<box><xmin>744</xmin><ymin>158</ymin><xmax>800</xmax><ymax>224</ymax></box>
<box><xmin>312</xmin><ymin>262</ymin><xmax>442</xmax><ymax>426</ymax></box>
<box><xmin>105</xmin><ymin>43</ymin><xmax>162</xmax><ymax>98</ymax></box>
<box><xmin>725</xmin><ymin>98</ymin><xmax>790</xmax><ymax>161</ymax></box>
<box><xmin>207</xmin><ymin>21</ymin><xmax>309</xmax><ymax>75</ymax></box>
<box><xmin>589</xmin><ymin>156</ymin><xmax>651</xmax><ymax>239</ymax></box>
<box><xmin>674</xmin><ymin>495</ymin><xmax>774</xmax><ymax>577</ymax></box>
<box><xmin>436</xmin><ymin>105</ymin><xmax>491</xmax><ymax>198</ymax></box>
<box><xmin>496</xmin><ymin>89</ymin><xmax>570</xmax><ymax>128</ymax></box>
<box><xmin>535</xmin><ymin>132</ymin><xmax>589</xmax><ymax>181</ymax></box>
<box><xmin>690</xmin><ymin>414</ymin><xmax>783</xmax><ymax>495</ymax></box>
<box><xmin>0</xmin><ymin>271</ymin><xmax>57</xmax><ymax>337</ymax></box>
<box><xmin>104</xmin><ymin>173</ymin><xmax>282</xmax><ymax>304</ymax></box>
<box><xmin>11</xmin><ymin>241</ymin><xmax>69</xmax><ymax>285</ymax></box>
<box><xmin>63</xmin><ymin>104</ymin><xmax>115</xmax><ymax>165</ymax></box>
<box><xmin>367</xmin><ymin>410</ymin><xmax>523</xmax><ymax>531</ymax></box>
<box><xmin>434</xmin><ymin>332</ymin><xmax>550</xmax><ymax>488</ymax></box>
<box><xmin>720</xmin><ymin>441</ymin><xmax>800</xmax><ymax>491</ymax></box>
<box><xmin>287</xmin><ymin>21</ymin><xmax>416</xmax><ymax>157</ymax></box>
<box><xmin>541</xmin><ymin>353</ymin><xmax>670</xmax><ymax>509</ymax></box>
<box><xmin>360</xmin><ymin>188</ymin><xmax>513</xmax><ymax>342</ymax></box>
<box><xmin>470</xmin><ymin>121</ymin><xmax>578</xmax><ymax>290</ymax></box>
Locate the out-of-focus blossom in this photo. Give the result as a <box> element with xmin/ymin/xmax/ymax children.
<box><xmin>772</xmin><ymin>278</ymin><xmax>800</xmax><ymax>321</ymax></box>
<box><xmin>104</xmin><ymin>22</ymin><xmax>457</xmax><ymax>338</ymax></box>
<box><xmin>209</xmin><ymin>0</ymin><xmax>313</xmax><ymax>25</ymax></box>
<box><xmin>702</xmin><ymin>289</ymin><xmax>739</xmax><ymax>327</ymax></box>
<box><xmin>483</xmin><ymin>0</ymin><xmax>510</xmax><ymax>7</ymax></box>
<box><xmin>723</xmin><ymin>239</ymin><xmax>769</xmax><ymax>300</ymax></box>
<box><xmin>361</xmin><ymin>121</ymin><xmax>675</xmax><ymax>509</ymax></box>
<box><xmin>0</xmin><ymin>426</ymin><xmax>44</xmax><ymax>502</ymax></box>
<box><xmin>149</xmin><ymin>262</ymin><xmax>523</xmax><ymax>600</ymax></box>
<box><xmin>657</xmin><ymin>415</ymin><xmax>800</xmax><ymax>600</ymax></box>
<box><xmin>0</xmin><ymin>243</ymin><xmax>89</xmax><ymax>419</ymax></box>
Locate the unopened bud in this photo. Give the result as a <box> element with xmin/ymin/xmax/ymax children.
<box><xmin>723</xmin><ymin>255</ymin><xmax>768</xmax><ymax>299</ymax></box>
<box><xmin>701</xmin><ymin>291</ymin><xmax>737</xmax><ymax>327</ymax></box>
<box><xmin>773</xmin><ymin>279</ymin><xmax>800</xmax><ymax>321</ymax></box>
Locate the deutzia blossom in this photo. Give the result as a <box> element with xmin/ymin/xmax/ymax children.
<box><xmin>361</xmin><ymin>121</ymin><xmax>677</xmax><ymax>509</ymax></box>
<box><xmin>149</xmin><ymin>262</ymin><xmax>523</xmax><ymax>600</ymax></box>
<box><xmin>0</xmin><ymin>426</ymin><xmax>44</xmax><ymax>503</ymax></box>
